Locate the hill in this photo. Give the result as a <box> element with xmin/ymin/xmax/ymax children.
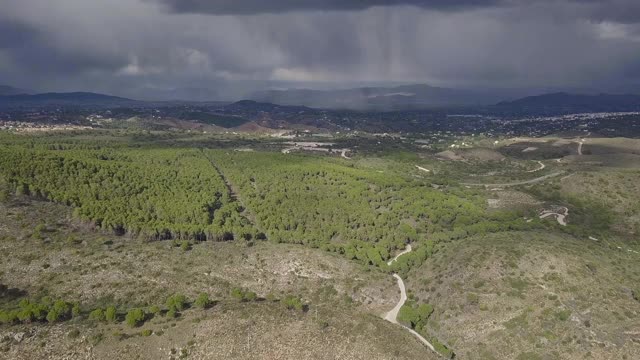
<box><xmin>405</xmin><ymin>231</ymin><xmax>640</xmax><ymax>360</ymax></box>
<box><xmin>249</xmin><ymin>84</ymin><xmax>508</xmax><ymax>110</ymax></box>
<box><xmin>0</xmin><ymin>92</ymin><xmax>140</xmax><ymax>108</ymax></box>
<box><xmin>495</xmin><ymin>92</ymin><xmax>640</xmax><ymax>114</ymax></box>
<box><xmin>0</xmin><ymin>85</ymin><xmax>31</xmax><ymax>96</ymax></box>
<box><xmin>221</xmin><ymin>99</ymin><xmax>314</xmax><ymax>114</ymax></box>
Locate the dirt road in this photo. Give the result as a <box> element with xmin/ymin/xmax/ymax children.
<box><xmin>539</xmin><ymin>206</ymin><xmax>568</xmax><ymax>226</ymax></box>
<box><xmin>384</xmin><ymin>245</ymin><xmax>436</xmax><ymax>353</ymax></box>
<box><xmin>386</xmin><ymin>244</ymin><xmax>412</xmax><ymax>265</ymax></box>
<box><xmin>527</xmin><ymin>161</ymin><xmax>545</xmax><ymax>173</ymax></box>
<box><xmin>462</xmin><ymin>171</ymin><xmax>565</xmax><ymax>187</ymax></box>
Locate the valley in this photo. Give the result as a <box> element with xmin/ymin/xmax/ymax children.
<box><xmin>0</xmin><ymin>126</ymin><xmax>637</xmax><ymax>359</ymax></box>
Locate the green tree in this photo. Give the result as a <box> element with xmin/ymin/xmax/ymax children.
<box><xmin>149</xmin><ymin>305</ymin><xmax>161</xmax><ymax>315</ymax></box>
<box><xmin>244</xmin><ymin>291</ymin><xmax>257</xmax><ymax>302</ymax></box>
<box><xmin>281</xmin><ymin>295</ymin><xmax>304</xmax><ymax>311</ymax></box>
<box><xmin>125</xmin><ymin>308</ymin><xmax>146</xmax><ymax>327</ymax></box>
<box><xmin>71</xmin><ymin>302</ymin><xmax>81</xmax><ymax>318</ymax></box>
<box><xmin>166</xmin><ymin>294</ymin><xmax>188</xmax><ymax>312</ymax></box>
<box><xmin>230</xmin><ymin>288</ymin><xmax>245</xmax><ymax>301</ymax></box>
<box><xmin>195</xmin><ymin>293</ymin><xmax>211</xmax><ymax>309</ymax></box>
<box><xmin>89</xmin><ymin>308</ymin><xmax>106</xmax><ymax>322</ymax></box>
<box><xmin>105</xmin><ymin>306</ymin><xmax>117</xmax><ymax>323</ymax></box>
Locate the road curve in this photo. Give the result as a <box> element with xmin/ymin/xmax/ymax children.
<box><xmin>387</xmin><ymin>244</ymin><xmax>412</xmax><ymax>266</ymax></box>
<box><xmin>527</xmin><ymin>161</ymin><xmax>545</xmax><ymax>173</ymax></box>
<box><xmin>384</xmin><ymin>245</ymin><xmax>437</xmax><ymax>353</ymax></box>
<box><xmin>384</xmin><ymin>274</ymin><xmax>407</xmax><ymax>323</ymax></box>
<box><xmin>539</xmin><ymin>206</ymin><xmax>568</xmax><ymax>226</ymax></box>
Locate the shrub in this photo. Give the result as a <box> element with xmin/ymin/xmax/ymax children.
<box><xmin>230</xmin><ymin>288</ymin><xmax>257</xmax><ymax>302</ymax></box>
<box><xmin>231</xmin><ymin>288</ymin><xmax>244</xmax><ymax>301</ymax></box>
<box><xmin>71</xmin><ymin>303</ymin><xmax>81</xmax><ymax>318</ymax></box>
<box><xmin>244</xmin><ymin>291</ymin><xmax>257</xmax><ymax>302</ymax></box>
<box><xmin>125</xmin><ymin>308</ymin><xmax>146</xmax><ymax>327</ymax></box>
<box><xmin>149</xmin><ymin>305</ymin><xmax>161</xmax><ymax>315</ymax></box>
<box><xmin>33</xmin><ymin>223</ymin><xmax>46</xmax><ymax>239</ymax></box>
<box><xmin>17</xmin><ymin>300</ymin><xmax>48</xmax><ymax>322</ymax></box>
<box><xmin>432</xmin><ymin>338</ymin><xmax>455</xmax><ymax>359</ymax></box>
<box><xmin>555</xmin><ymin>309</ymin><xmax>571</xmax><ymax>321</ymax></box>
<box><xmin>397</xmin><ymin>304</ymin><xmax>417</xmax><ymax>327</ymax></box>
<box><xmin>0</xmin><ymin>178</ymin><xmax>8</xmax><ymax>203</ymax></box>
<box><xmin>0</xmin><ymin>310</ymin><xmax>18</xmax><ymax>324</ymax></box>
<box><xmin>166</xmin><ymin>294</ymin><xmax>188</xmax><ymax>312</ymax></box>
<box><xmin>51</xmin><ymin>300</ymin><xmax>71</xmax><ymax>319</ymax></box>
<box><xmin>180</xmin><ymin>241</ymin><xmax>191</xmax><ymax>251</ymax></box>
<box><xmin>397</xmin><ymin>302</ymin><xmax>434</xmax><ymax>329</ymax></box>
<box><xmin>195</xmin><ymin>293</ymin><xmax>211</xmax><ymax>309</ymax></box>
<box><xmin>89</xmin><ymin>309</ymin><xmax>106</xmax><ymax>322</ymax></box>
<box><xmin>46</xmin><ymin>309</ymin><xmax>62</xmax><ymax>323</ymax></box>
<box><xmin>281</xmin><ymin>295</ymin><xmax>304</xmax><ymax>311</ymax></box>
<box><xmin>141</xmin><ymin>329</ymin><xmax>153</xmax><ymax>337</ymax></box>
<box><xmin>105</xmin><ymin>306</ymin><xmax>117</xmax><ymax>323</ymax></box>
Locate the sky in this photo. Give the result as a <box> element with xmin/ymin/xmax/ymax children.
<box><xmin>2</xmin><ymin>0</ymin><xmax>640</xmax><ymax>100</ymax></box>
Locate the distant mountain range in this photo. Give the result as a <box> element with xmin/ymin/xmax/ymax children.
<box><xmin>0</xmin><ymin>92</ymin><xmax>139</xmax><ymax>108</ymax></box>
<box><xmin>249</xmin><ymin>84</ymin><xmax>514</xmax><ymax>110</ymax></box>
<box><xmin>221</xmin><ymin>100</ymin><xmax>313</xmax><ymax>114</ymax></box>
<box><xmin>2</xmin><ymin>85</ymin><xmax>640</xmax><ymax>115</ymax></box>
<box><xmin>0</xmin><ymin>85</ymin><xmax>32</xmax><ymax>96</ymax></box>
<box><xmin>495</xmin><ymin>92</ymin><xmax>640</xmax><ymax>113</ymax></box>
<box><xmin>127</xmin><ymin>87</ymin><xmax>220</xmax><ymax>102</ymax></box>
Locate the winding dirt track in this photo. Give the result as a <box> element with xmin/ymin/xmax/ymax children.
<box><xmin>461</xmin><ymin>171</ymin><xmax>565</xmax><ymax>187</ymax></box>
<box><xmin>384</xmin><ymin>245</ymin><xmax>437</xmax><ymax>353</ymax></box>
<box><xmin>539</xmin><ymin>206</ymin><xmax>569</xmax><ymax>226</ymax></box>
<box><xmin>527</xmin><ymin>161</ymin><xmax>546</xmax><ymax>173</ymax></box>
<box><xmin>386</xmin><ymin>244</ymin><xmax>412</xmax><ymax>265</ymax></box>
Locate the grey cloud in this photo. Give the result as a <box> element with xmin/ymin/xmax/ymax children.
<box><xmin>0</xmin><ymin>20</ymin><xmax>41</xmax><ymax>49</ymax></box>
<box><xmin>156</xmin><ymin>0</ymin><xmax>640</xmax><ymax>25</ymax></box>
<box><xmin>156</xmin><ymin>0</ymin><xmax>502</xmax><ymax>15</ymax></box>
<box><xmin>1</xmin><ymin>0</ymin><xmax>640</xmax><ymax>98</ymax></box>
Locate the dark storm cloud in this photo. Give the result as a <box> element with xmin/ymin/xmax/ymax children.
<box><xmin>0</xmin><ymin>18</ymin><xmax>127</xmax><ymax>76</ymax></box>
<box><xmin>157</xmin><ymin>0</ymin><xmax>502</xmax><ymax>15</ymax></box>
<box><xmin>582</xmin><ymin>0</ymin><xmax>640</xmax><ymax>24</ymax></box>
<box><xmin>0</xmin><ymin>20</ymin><xmax>41</xmax><ymax>49</ymax></box>
<box><xmin>157</xmin><ymin>0</ymin><xmax>640</xmax><ymax>24</ymax></box>
<box><xmin>1</xmin><ymin>0</ymin><xmax>640</xmax><ymax>98</ymax></box>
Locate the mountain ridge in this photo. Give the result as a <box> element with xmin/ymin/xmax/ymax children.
<box><xmin>495</xmin><ymin>92</ymin><xmax>640</xmax><ymax>113</ymax></box>
<box><xmin>0</xmin><ymin>85</ymin><xmax>32</xmax><ymax>96</ymax></box>
<box><xmin>249</xmin><ymin>83</ymin><xmax>513</xmax><ymax>110</ymax></box>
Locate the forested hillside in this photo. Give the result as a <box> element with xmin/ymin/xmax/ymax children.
<box><xmin>0</xmin><ymin>134</ymin><xmax>538</xmax><ymax>272</ymax></box>
<box><xmin>211</xmin><ymin>150</ymin><xmax>536</xmax><ymax>271</ymax></box>
<box><xmin>0</xmin><ymin>140</ymin><xmax>252</xmax><ymax>240</ymax></box>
